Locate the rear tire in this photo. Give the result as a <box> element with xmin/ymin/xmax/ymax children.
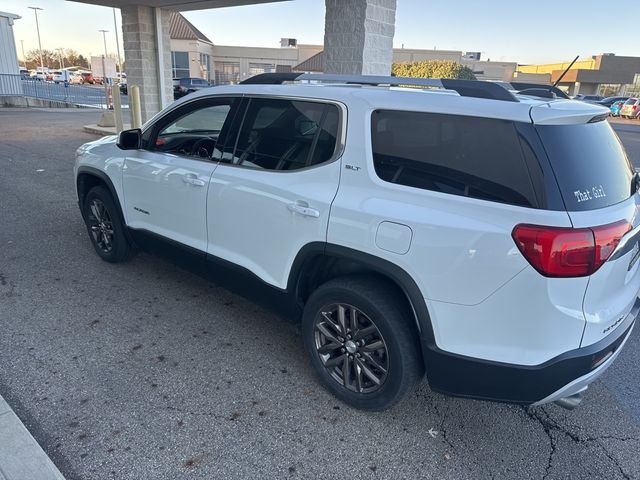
<box><xmin>82</xmin><ymin>185</ymin><xmax>132</xmax><ymax>263</ymax></box>
<box><xmin>302</xmin><ymin>276</ymin><xmax>423</xmax><ymax>411</ymax></box>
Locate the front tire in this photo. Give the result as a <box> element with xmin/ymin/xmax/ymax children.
<box><xmin>82</xmin><ymin>186</ymin><xmax>132</xmax><ymax>263</ymax></box>
<box><xmin>302</xmin><ymin>276</ymin><xmax>423</xmax><ymax>411</ymax></box>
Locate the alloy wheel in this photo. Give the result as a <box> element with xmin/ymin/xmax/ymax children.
<box><xmin>87</xmin><ymin>199</ymin><xmax>114</xmax><ymax>253</ymax></box>
<box><xmin>313</xmin><ymin>303</ymin><xmax>389</xmax><ymax>394</ymax></box>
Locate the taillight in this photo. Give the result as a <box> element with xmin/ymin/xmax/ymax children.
<box><xmin>633</xmin><ymin>105</ymin><xmax>638</xmax><ymax>110</ymax></box>
<box><xmin>512</xmin><ymin>220</ymin><xmax>631</xmax><ymax>277</ymax></box>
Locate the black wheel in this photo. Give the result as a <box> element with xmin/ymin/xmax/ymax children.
<box><xmin>302</xmin><ymin>276</ymin><xmax>423</xmax><ymax>411</ymax></box>
<box><xmin>82</xmin><ymin>186</ymin><xmax>132</xmax><ymax>263</ymax></box>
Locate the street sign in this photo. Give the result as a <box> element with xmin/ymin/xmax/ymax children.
<box><xmin>91</xmin><ymin>56</ymin><xmax>117</xmax><ymax>79</ymax></box>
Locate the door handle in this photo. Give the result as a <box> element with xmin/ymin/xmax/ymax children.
<box><xmin>182</xmin><ymin>174</ymin><xmax>205</xmax><ymax>187</ymax></box>
<box><xmin>287</xmin><ymin>201</ymin><xmax>320</xmax><ymax>218</ymax></box>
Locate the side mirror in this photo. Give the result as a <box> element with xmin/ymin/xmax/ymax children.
<box><xmin>116</xmin><ymin>128</ymin><xmax>142</xmax><ymax>150</ymax></box>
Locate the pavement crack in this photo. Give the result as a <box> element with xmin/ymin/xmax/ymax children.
<box><xmin>525</xmin><ymin>406</ymin><xmax>638</xmax><ymax>480</ymax></box>
<box><xmin>524</xmin><ymin>407</ymin><xmax>557</xmax><ymax>479</ymax></box>
<box><xmin>596</xmin><ymin>440</ymin><xmax>632</xmax><ymax>480</ymax></box>
<box><xmin>425</xmin><ymin>394</ymin><xmax>455</xmax><ymax>452</ymax></box>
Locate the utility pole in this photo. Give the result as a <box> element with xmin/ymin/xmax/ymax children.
<box><xmin>112</xmin><ymin>8</ymin><xmax>123</xmax><ymax>76</ymax></box>
<box><xmin>28</xmin><ymin>7</ymin><xmax>44</xmax><ymax>73</ymax></box>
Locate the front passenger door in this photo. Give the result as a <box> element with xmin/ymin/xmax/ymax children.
<box><xmin>122</xmin><ymin>97</ymin><xmax>241</xmax><ymax>252</ymax></box>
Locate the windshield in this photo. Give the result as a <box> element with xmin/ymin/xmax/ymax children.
<box><xmin>536</xmin><ymin>121</ymin><xmax>634</xmax><ymax>211</ymax></box>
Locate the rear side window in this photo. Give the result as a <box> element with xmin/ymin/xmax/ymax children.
<box><xmin>230</xmin><ymin>98</ymin><xmax>340</xmax><ymax>171</ymax></box>
<box><xmin>536</xmin><ymin>122</ymin><xmax>633</xmax><ymax>211</ymax></box>
<box><xmin>371</xmin><ymin>110</ymin><xmax>538</xmax><ymax>207</ymax></box>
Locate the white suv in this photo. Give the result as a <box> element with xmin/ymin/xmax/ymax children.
<box><xmin>74</xmin><ymin>73</ymin><xmax>638</xmax><ymax>411</ymax></box>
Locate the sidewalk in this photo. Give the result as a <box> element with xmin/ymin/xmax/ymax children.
<box><xmin>0</xmin><ymin>395</ymin><xmax>65</xmax><ymax>480</ymax></box>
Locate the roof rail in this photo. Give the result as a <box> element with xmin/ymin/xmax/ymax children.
<box><xmin>240</xmin><ymin>72</ymin><xmax>520</xmax><ymax>103</ymax></box>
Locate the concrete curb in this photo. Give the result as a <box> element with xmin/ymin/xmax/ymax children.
<box><xmin>83</xmin><ymin>124</ymin><xmax>131</xmax><ymax>136</ymax></box>
<box><xmin>0</xmin><ymin>395</ymin><xmax>65</xmax><ymax>480</ymax></box>
<box><xmin>0</xmin><ymin>96</ymin><xmax>95</xmax><ymax>109</ymax></box>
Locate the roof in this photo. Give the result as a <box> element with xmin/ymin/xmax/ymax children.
<box><xmin>0</xmin><ymin>11</ymin><xmax>20</xmax><ymax>20</ymax></box>
<box><xmin>68</xmin><ymin>0</ymin><xmax>288</xmax><ymax>13</ymax></box>
<box><xmin>293</xmin><ymin>51</ymin><xmax>324</xmax><ymax>72</ymax></box>
<box><xmin>169</xmin><ymin>12</ymin><xmax>212</xmax><ymax>44</ymax></box>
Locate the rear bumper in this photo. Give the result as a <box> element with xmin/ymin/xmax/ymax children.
<box><xmin>423</xmin><ymin>298</ymin><xmax>638</xmax><ymax>405</ymax></box>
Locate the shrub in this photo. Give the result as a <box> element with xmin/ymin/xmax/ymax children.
<box><xmin>392</xmin><ymin>61</ymin><xmax>477</xmax><ymax>80</ymax></box>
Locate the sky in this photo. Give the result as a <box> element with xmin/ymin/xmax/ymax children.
<box><xmin>2</xmin><ymin>0</ymin><xmax>640</xmax><ymax>65</ymax></box>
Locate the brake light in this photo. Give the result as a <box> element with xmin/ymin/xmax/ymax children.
<box><xmin>634</xmin><ymin>105</ymin><xmax>638</xmax><ymax>110</ymax></box>
<box><xmin>512</xmin><ymin>220</ymin><xmax>631</xmax><ymax>277</ymax></box>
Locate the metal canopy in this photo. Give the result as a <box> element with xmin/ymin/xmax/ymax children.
<box><xmin>68</xmin><ymin>0</ymin><xmax>288</xmax><ymax>12</ymax></box>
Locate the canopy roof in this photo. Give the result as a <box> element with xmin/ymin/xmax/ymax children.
<box><xmin>68</xmin><ymin>0</ymin><xmax>287</xmax><ymax>12</ymax></box>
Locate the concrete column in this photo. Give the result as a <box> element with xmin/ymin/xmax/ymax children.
<box><xmin>573</xmin><ymin>82</ymin><xmax>581</xmax><ymax>96</ymax></box>
<box><xmin>121</xmin><ymin>5</ymin><xmax>173</xmax><ymax>122</ymax></box>
<box><xmin>323</xmin><ymin>0</ymin><xmax>396</xmax><ymax>76</ymax></box>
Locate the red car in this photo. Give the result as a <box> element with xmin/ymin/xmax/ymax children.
<box><xmin>79</xmin><ymin>72</ymin><xmax>95</xmax><ymax>84</ymax></box>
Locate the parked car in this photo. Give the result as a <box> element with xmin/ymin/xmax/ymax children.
<box><xmin>173</xmin><ymin>77</ymin><xmax>210</xmax><ymax>99</ymax></box>
<box><xmin>574</xmin><ymin>94</ymin><xmax>604</xmax><ymax>103</ymax></box>
<box><xmin>69</xmin><ymin>72</ymin><xmax>83</xmax><ymax>84</ymax></box>
<box><xmin>19</xmin><ymin>68</ymin><xmax>29</xmax><ymax>79</ymax></box>
<box><xmin>620</xmin><ymin>98</ymin><xmax>640</xmax><ymax>119</ymax></box>
<box><xmin>50</xmin><ymin>71</ymin><xmax>69</xmax><ymax>84</ymax></box>
<box><xmin>74</xmin><ymin>73</ymin><xmax>637</xmax><ymax>412</ymax></box>
<box><xmin>610</xmin><ymin>100</ymin><xmax>625</xmax><ymax>117</ymax></box>
<box><xmin>77</xmin><ymin>72</ymin><xmax>95</xmax><ymax>84</ymax></box>
<box><xmin>30</xmin><ymin>68</ymin><xmax>48</xmax><ymax>81</ymax></box>
<box><xmin>597</xmin><ymin>96</ymin><xmax>629</xmax><ymax>108</ymax></box>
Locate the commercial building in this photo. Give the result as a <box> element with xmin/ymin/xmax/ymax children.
<box><xmin>293</xmin><ymin>48</ymin><xmax>516</xmax><ymax>82</ymax></box>
<box><xmin>517</xmin><ymin>54</ymin><xmax>640</xmax><ymax>97</ymax></box>
<box><xmin>169</xmin><ymin>13</ymin><xmax>323</xmax><ymax>84</ymax></box>
<box><xmin>169</xmin><ymin>12</ymin><xmax>516</xmax><ymax>84</ymax></box>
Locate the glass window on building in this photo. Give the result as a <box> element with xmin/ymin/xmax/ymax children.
<box><xmin>624</xmin><ymin>74</ymin><xmax>640</xmax><ymax>97</ymax></box>
<box><xmin>199</xmin><ymin>53</ymin><xmax>211</xmax><ymax>82</ymax></box>
<box><xmin>171</xmin><ymin>51</ymin><xmax>190</xmax><ymax>79</ymax></box>
<box><xmin>248</xmin><ymin>62</ymin><xmax>276</xmax><ymax>76</ymax></box>
<box><xmin>215</xmin><ymin>62</ymin><xmax>240</xmax><ymax>85</ymax></box>
<box><xmin>597</xmin><ymin>84</ymin><xmax>622</xmax><ymax>97</ymax></box>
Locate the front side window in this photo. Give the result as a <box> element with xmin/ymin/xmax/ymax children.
<box><xmin>371</xmin><ymin>110</ymin><xmax>538</xmax><ymax>207</ymax></box>
<box><xmin>159</xmin><ymin>104</ymin><xmax>231</xmax><ymax>136</ymax></box>
<box><xmin>229</xmin><ymin>98</ymin><xmax>340</xmax><ymax>171</ymax></box>
<box><xmin>150</xmin><ymin>99</ymin><xmax>238</xmax><ymax>159</ymax></box>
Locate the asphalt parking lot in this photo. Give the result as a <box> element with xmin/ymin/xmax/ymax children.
<box><xmin>1</xmin><ymin>108</ymin><xmax>639</xmax><ymax>480</ymax></box>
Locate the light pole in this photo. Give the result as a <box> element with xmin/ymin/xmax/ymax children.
<box><xmin>112</xmin><ymin>8</ymin><xmax>122</xmax><ymax>76</ymax></box>
<box><xmin>28</xmin><ymin>6</ymin><xmax>44</xmax><ymax>73</ymax></box>
<box><xmin>20</xmin><ymin>40</ymin><xmax>26</xmax><ymax>69</ymax></box>
<box><xmin>98</xmin><ymin>29</ymin><xmax>110</xmax><ymax>108</ymax></box>
<box><xmin>56</xmin><ymin>48</ymin><xmax>65</xmax><ymax>69</ymax></box>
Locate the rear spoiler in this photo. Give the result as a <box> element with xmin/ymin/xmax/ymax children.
<box><xmin>498</xmin><ymin>81</ymin><xmax>570</xmax><ymax>100</ymax></box>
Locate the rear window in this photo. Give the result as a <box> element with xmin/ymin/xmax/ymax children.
<box><xmin>370</xmin><ymin>110</ymin><xmax>538</xmax><ymax>207</ymax></box>
<box><xmin>624</xmin><ymin>98</ymin><xmax>637</xmax><ymax>105</ymax></box>
<box><xmin>536</xmin><ymin>122</ymin><xmax>634</xmax><ymax>211</ymax></box>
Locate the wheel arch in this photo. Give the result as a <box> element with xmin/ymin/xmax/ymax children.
<box><xmin>288</xmin><ymin>243</ymin><xmax>436</xmax><ymax>349</ymax></box>
<box><xmin>76</xmin><ymin>167</ymin><xmax>125</xmax><ymax>222</ymax></box>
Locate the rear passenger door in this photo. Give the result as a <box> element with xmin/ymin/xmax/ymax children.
<box><xmin>206</xmin><ymin>97</ymin><xmax>344</xmax><ymax>288</ymax></box>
